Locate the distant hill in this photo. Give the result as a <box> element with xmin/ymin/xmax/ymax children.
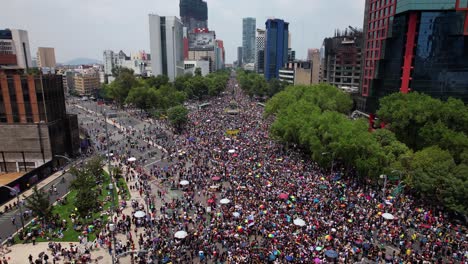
<box><xmin>63</xmin><ymin>58</ymin><xmax>101</xmax><ymax>65</ymax></box>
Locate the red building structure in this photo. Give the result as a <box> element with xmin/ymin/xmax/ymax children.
<box><xmin>358</xmin><ymin>0</ymin><xmax>468</xmax><ymax>113</ymax></box>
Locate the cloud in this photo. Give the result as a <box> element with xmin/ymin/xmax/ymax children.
<box><xmin>0</xmin><ymin>0</ymin><xmax>365</xmax><ymax>63</ymax></box>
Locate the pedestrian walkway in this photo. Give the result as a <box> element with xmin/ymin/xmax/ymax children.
<box><xmin>0</xmin><ymin>168</ymin><xmax>67</xmax><ymax>214</ymax></box>
<box><xmin>2</xmin><ymin>242</ymin><xmax>111</xmax><ymax>263</ymax></box>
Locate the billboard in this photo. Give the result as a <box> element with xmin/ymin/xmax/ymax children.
<box><xmin>188</xmin><ymin>32</ymin><xmax>215</xmax><ymax>51</ymax></box>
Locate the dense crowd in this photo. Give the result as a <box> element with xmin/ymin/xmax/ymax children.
<box><xmin>93</xmin><ymin>73</ymin><xmax>466</xmax><ymax>264</ymax></box>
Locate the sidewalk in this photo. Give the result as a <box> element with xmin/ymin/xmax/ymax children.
<box><xmin>3</xmin><ymin>242</ymin><xmax>111</xmax><ymax>264</ymax></box>
<box><xmin>0</xmin><ymin>168</ymin><xmax>68</xmax><ymax>214</ymax></box>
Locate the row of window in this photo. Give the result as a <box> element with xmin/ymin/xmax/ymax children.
<box><xmin>370</xmin><ymin>0</ymin><xmax>394</xmax><ymax>12</ymax></box>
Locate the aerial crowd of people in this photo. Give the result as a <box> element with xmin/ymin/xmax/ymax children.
<box><xmin>88</xmin><ymin>72</ymin><xmax>466</xmax><ymax>264</ymax></box>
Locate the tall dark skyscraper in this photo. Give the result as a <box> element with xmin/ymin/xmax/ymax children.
<box><xmin>242</xmin><ymin>18</ymin><xmax>256</xmax><ymax>64</ymax></box>
<box><xmin>264</xmin><ymin>19</ymin><xmax>289</xmax><ymax>80</ymax></box>
<box><xmin>180</xmin><ymin>0</ymin><xmax>208</xmax><ymax>32</ymax></box>
<box><xmin>359</xmin><ymin>0</ymin><xmax>468</xmax><ymax>112</ymax></box>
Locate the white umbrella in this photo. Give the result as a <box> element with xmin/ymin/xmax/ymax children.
<box><xmin>233</xmin><ymin>212</ymin><xmax>240</xmax><ymax>218</ymax></box>
<box><xmin>127</xmin><ymin>157</ymin><xmax>137</xmax><ymax>162</ymax></box>
<box><xmin>293</xmin><ymin>218</ymin><xmax>306</xmax><ymax>227</ymax></box>
<box><xmin>228</xmin><ymin>149</ymin><xmax>235</xmax><ymax>153</ymax></box>
<box><xmin>220</xmin><ymin>198</ymin><xmax>231</xmax><ymax>204</ymax></box>
<box><xmin>174</xmin><ymin>230</ymin><xmax>188</xmax><ymax>239</ymax></box>
<box><xmin>179</xmin><ymin>180</ymin><xmax>189</xmax><ymax>186</ymax></box>
<box><xmin>105</xmin><ymin>153</ymin><xmax>114</xmax><ymax>157</ymax></box>
<box><xmin>134</xmin><ymin>211</ymin><xmax>146</xmax><ymax>218</ymax></box>
<box><xmin>382</xmin><ymin>212</ymin><xmax>395</xmax><ymax>220</ymax></box>
<box><xmin>225</xmin><ymin>137</ymin><xmax>231</xmax><ymax>141</ymax></box>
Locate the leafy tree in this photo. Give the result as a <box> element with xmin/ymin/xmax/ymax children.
<box><xmin>70</xmin><ymin>165</ymin><xmax>98</xmax><ymax>217</ymax></box>
<box><xmin>267</xmin><ymin>78</ymin><xmax>287</xmax><ymax>97</ymax></box>
<box><xmin>25</xmin><ymin>186</ymin><xmax>52</xmax><ymax>222</ymax></box>
<box><xmin>265</xmin><ymin>84</ymin><xmax>353</xmax><ymax>117</ymax></box>
<box><xmin>174</xmin><ymin>74</ymin><xmax>192</xmax><ymax>92</ymax></box>
<box><xmin>194</xmin><ymin>67</ymin><xmax>202</xmax><ymax>76</ymax></box>
<box><xmin>126</xmin><ymin>86</ymin><xmax>152</xmax><ymax>110</ymax></box>
<box><xmin>87</xmin><ymin>156</ymin><xmax>104</xmax><ymax>181</ymax></box>
<box><xmin>167</xmin><ymin>105</ymin><xmax>189</xmax><ymax>132</ymax></box>
<box><xmin>378</xmin><ymin>92</ymin><xmax>443</xmax><ymax>149</ymax></box>
<box><xmin>106</xmin><ymin>69</ymin><xmax>139</xmax><ymax>106</ymax></box>
<box><xmin>145</xmin><ymin>75</ymin><xmax>169</xmax><ymax>88</ymax></box>
<box><xmin>409</xmin><ymin>146</ymin><xmax>456</xmax><ymax>199</ymax></box>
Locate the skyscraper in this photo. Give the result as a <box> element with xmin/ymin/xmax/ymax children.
<box><xmin>242</xmin><ymin>17</ymin><xmax>256</xmax><ymax>64</ymax></box>
<box><xmin>37</xmin><ymin>47</ymin><xmax>56</xmax><ymax>68</ymax></box>
<box><xmin>255</xmin><ymin>29</ymin><xmax>266</xmax><ymax>74</ymax></box>
<box><xmin>180</xmin><ymin>0</ymin><xmax>208</xmax><ymax>32</ymax></box>
<box><xmin>264</xmin><ymin>19</ymin><xmax>289</xmax><ymax>80</ymax></box>
<box><xmin>149</xmin><ymin>14</ymin><xmax>184</xmax><ymax>81</ymax></box>
<box><xmin>237</xmin><ymin>47</ymin><xmax>243</xmax><ymax>67</ymax></box>
<box><xmin>359</xmin><ymin>0</ymin><xmax>468</xmax><ymax>112</ymax></box>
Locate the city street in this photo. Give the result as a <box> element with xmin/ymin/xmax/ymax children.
<box><xmin>0</xmin><ymin>171</ymin><xmax>75</xmax><ymax>243</ymax></box>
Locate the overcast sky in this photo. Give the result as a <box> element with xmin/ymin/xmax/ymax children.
<box><xmin>1</xmin><ymin>0</ymin><xmax>365</xmax><ymax>64</ymax></box>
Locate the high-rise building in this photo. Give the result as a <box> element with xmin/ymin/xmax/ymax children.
<box><xmin>187</xmin><ymin>28</ymin><xmax>218</xmax><ymax>72</ymax></box>
<box><xmin>321</xmin><ymin>28</ymin><xmax>363</xmax><ymax>93</ymax></box>
<box><xmin>0</xmin><ymin>29</ymin><xmax>32</xmax><ymax>69</ymax></box>
<box><xmin>103</xmin><ymin>50</ymin><xmax>115</xmax><ymax>75</ymax></box>
<box><xmin>149</xmin><ymin>14</ymin><xmax>184</xmax><ymax>81</ymax></box>
<box><xmin>264</xmin><ymin>19</ymin><xmax>289</xmax><ymax>80</ymax></box>
<box><xmin>180</xmin><ymin>0</ymin><xmax>208</xmax><ymax>32</ymax></box>
<box><xmin>237</xmin><ymin>47</ymin><xmax>243</xmax><ymax>67</ymax></box>
<box><xmin>359</xmin><ymin>0</ymin><xmax>468</xmax><ymax>112</ymax></box>
<box><xmin>215</xmin><ymin>40</ymin><xmax>225</xmax><ymax>70</ymax></box>
<box><xmin>242</xmin><ymin>18</ymin><xmax>256</xmax><ymax>64</ymax></box>
<box><xmin>37</xmin><ymin>47</ymin><xmax>56</xmax><ymax>68</ymax></box>
<box><xmin>255</xmin><ymin>29</ymin><xmax>266</xmax><ymax>74</ymax></box>
<box><xmin>0</xmin><ymin>69</ymin><xmax>80</xmax><ymax>172</ymax></box>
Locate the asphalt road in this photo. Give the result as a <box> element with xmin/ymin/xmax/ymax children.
<box><xmin>67</xmin><ymin>99</ymin><xmax>174</xmax><ymax>171</ymax></box>
<box><xmin>0</xmin><ymin>171</ymin><xmax>76</xmax><ymax>243</ymax></box>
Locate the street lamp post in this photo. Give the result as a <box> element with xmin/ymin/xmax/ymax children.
<box><xmin>109</xmin><ymin>183</ymin><xmax>117</xmax><ymax>264</ymax></box>
<box><xmin>1</xmin><ymin>185</ymin><xmax>25</xmax><ymax>231</ymax></box>
<box><xmin>380</xmin><ymin>174</ymin><xmax>387</xmax><ymax>199</ymax></box>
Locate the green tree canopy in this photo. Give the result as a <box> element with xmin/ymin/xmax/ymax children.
<box><xmin>167</xmin><ymin>105</ymin><xmax>189</xmax><ymax>132</ymax></box>
<box><xmin>26</xmin><ymin>186</ymin><xmax>52</xmax><ymax>222</ymax></box>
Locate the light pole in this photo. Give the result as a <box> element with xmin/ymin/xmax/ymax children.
<box><xmin>380</xmin><ymin>174</ymin><xmax>387</xmax><ymax>199</ymax></box>
<box><xmin>109</xmin><ymin>183</ymin><xmax>117</xmax><ymax>264</ymax></box>
<box><xmin>1</xmin><ymin>185</ymin><xmax>25</xmax><ymax>231</ymax></box>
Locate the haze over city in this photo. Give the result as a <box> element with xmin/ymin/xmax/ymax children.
<box><xmin>0</xmin><ymin>0</ymin><xmax>365</xmax><ymax>63</ymax></box>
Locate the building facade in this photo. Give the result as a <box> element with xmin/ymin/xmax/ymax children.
<box><xmin>307</xmin><ymin>48</ymin><xmax>321</xmax><ymax>84</ymax></box>
<box><xmin>74</xmin><ymin>73</ymin><xmax>100</xmax><ymax>96</ymax></box>
<box><xmin>264</xmin><ymin>19</ymin><xmax>289</xmax><ymax>80</ymax></box>
<box><xmin>149</xmin><ymin>14</ymin><xmax>185</xmax><ymax>81</ymax></box>
<box><xmin>359</xmin><ymin>0</ymin><xmax>468</xmax><ymax>112</ymax></box>
<box><xmin>255</xmin><ymin>29</ymin><xmax>266</xmax><ymax>73</ymax></box>
<box><xmin>37</xmin><ymin>47</ymin><xmax>56</xmax><ymax>68</ymax></box>
<box><xmin>179</xmin><ymin>0</ymin><xmax>208</xmax><ymax>32</ymax></box>
<box><xmin>237</xmin><ymin>47</ymin><xmax>243</xmax><ymax>67</ymax></box>
<box><xmin>184</xmin><ymin>60</ymin><xmax>210</xmax><ymax>76</ymax></box>
<box><xmin>321</xmin><ymin>29</ymin><xmax>363</xmax><ymax>93</ymax></box>
<box><xmin>0</xmin><ymin>29</ymin><xmax>32</xmax><ymax>69</ymax></box>
<box><xmin>0</xmin><ymin>69</ymin><xmax>79</xmax><ymax>171</ymax></box>
<box><xmin>242</xmin><ymin>18</ymin><xmax>256</xmax><ymax>64</ymax></box>
<box><xmin>279</xmin><ymin>61</ymin><xmax>316</xmax><ymax>85</ymax></box>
